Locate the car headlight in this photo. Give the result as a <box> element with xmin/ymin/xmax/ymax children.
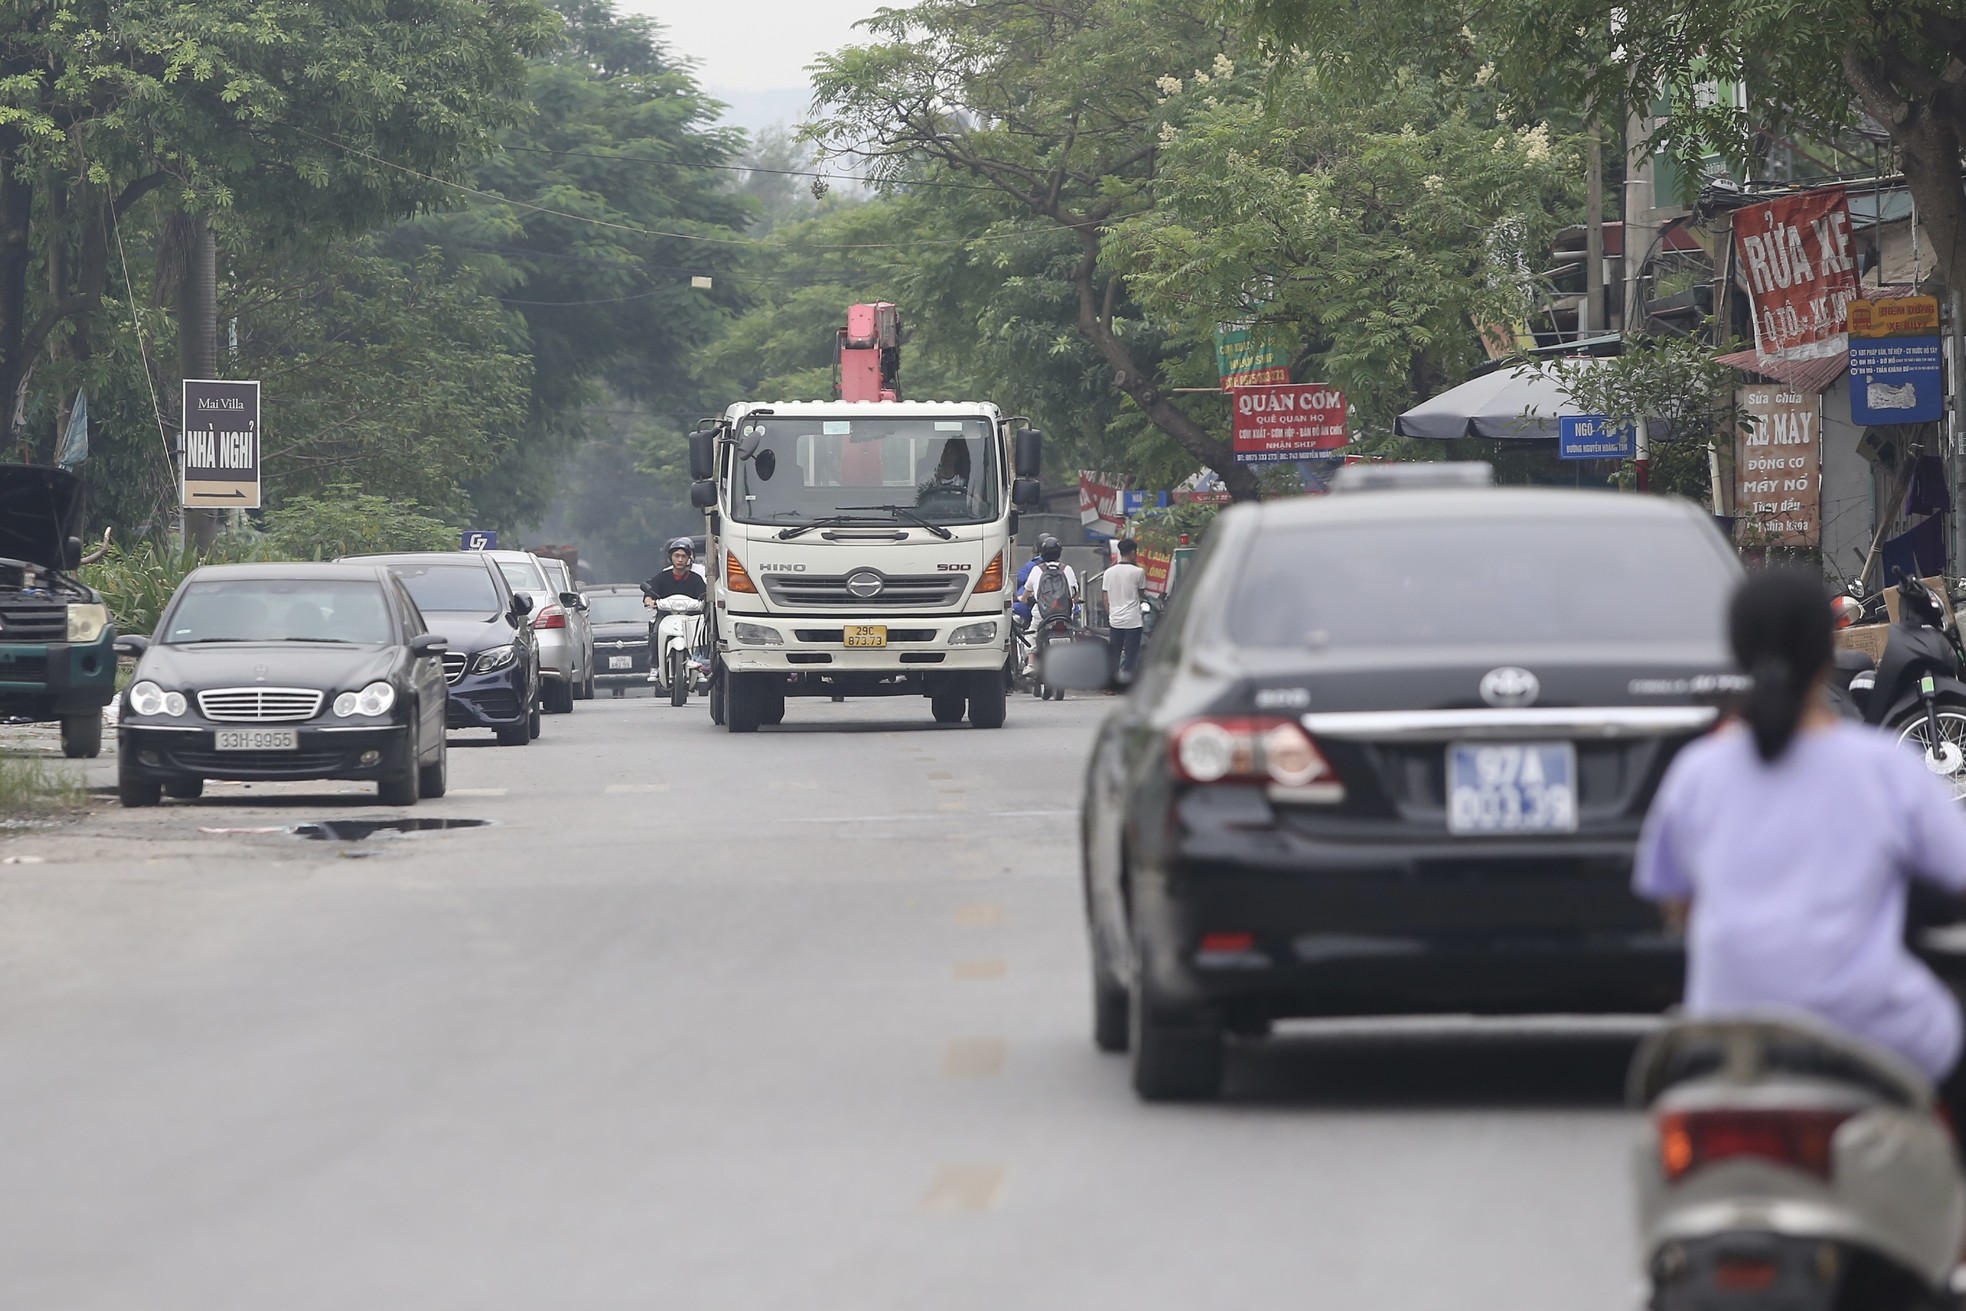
<box><xmin>949</xmin><ymin>620</ymin><xmax>998</xmax><ymax>646</ymax></box>
<box><xmin>128</xmin><ymin>680</ymin><xmax>185</xmax><ymax>717</ymax></box>
<box><xmin>474</xmin><ymin>644</ymin><xmax>517</xmax><ymax>673</ymax></box>
<box><xmin>333</xmin><ymin>681</ymin><xmax>396</xmax><ymax>717</ymax></box>
<box><xmin>732</xmin><ymin>622</ymin><xmax>783</xmax><ymax>646</ymax></box>
<box><xmin>66</xmin><ymin>603</ymin><xmax>109</xmax><ymax>643</ymax></box>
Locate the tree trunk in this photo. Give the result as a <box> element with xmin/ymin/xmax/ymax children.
<box><xmin>1070</xmin><ymin>234</ymin><xmax>1260</xmax><ymax>500</ymax></box>
<box><xmin>0</xmin><ymin>131</ymin><xmax>32</xmax><ymax>458</ymax></box>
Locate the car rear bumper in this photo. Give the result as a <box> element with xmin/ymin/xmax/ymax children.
<box><xmin>535</xmin><ymin>630</ymin><xmax>574</xmax><ymax>681</ymax></box>
<box><xmin>120</xmin><ymin>723</ymin><xmax>412</xmax><ymax>782</ymax></box>
<box><xmin>1134</xmin><ymin>789</ymin><xmax>1681</xmax><ymax>1018</ymax></box>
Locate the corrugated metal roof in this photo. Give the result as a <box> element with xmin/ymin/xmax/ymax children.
<box><xmin>1715</xmin><ymin>345</ymin><xmax>1848</xmax><ymax>395</ymax></box>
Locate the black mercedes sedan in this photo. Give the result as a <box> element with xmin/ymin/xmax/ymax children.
<box><xmin>116</xmin><ymin>563</ymin><xmax>449</xmax><ymax>806</ymax></box>
<box><xmin>1077</xmin><ymin>474</ymin><xmax>1745</xmax><ymax>1100</ymax></box>
<box><xmin>341</xmin><ymin>552</ymin><xmax>541</xmax><ymax>745</ymax></box>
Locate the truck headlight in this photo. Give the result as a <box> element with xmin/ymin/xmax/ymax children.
<box><xmin>333</xmin><ymin>681</ymin><xmax>396</xmax><ymax>717</ymax></box>
<box><xmin>732</xmin><ymin>622</ymin><xmax>783</xmax><ymax>646</ymax></box>
<box><xmin>474</xmin><ymin>644</ymin><xmax>517</xmax><ymax>673</ymax></box>
<box><xmin>128</xmin><ymin>681</ymin><xmax>186</xmax><ymax>717</ymax></box>
<box><xmin>66</xmin><ymin>603</ymin><xmax>109</xmax><ymax>643</ymax></box>
<box><xmin>949</xmin><ymin>620</ymin><xmax>998</xmax><ymax>645</ymax></box>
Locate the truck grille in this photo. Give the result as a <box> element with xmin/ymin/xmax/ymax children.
<box><xmin>793</xmin><ymin>629</ymin><xmax>936</xmax><ymax>643</ymax></box>
<box><xmin>443</xmin><ymin>652</ymin><xmax>468</xmax><ymax>684</ymax></box>
<box><xmin>0</xmin><ymin>604</ymin><xmax>65</xmax><ymax>642</ymax></box>
<box><xmin>759</xmin><ymin>572</ymin><xmax>966</xmax><ymax>608</ymax></box>
<box><xmin>196</xmin><ymin>687</ymin><xmax>325</xmax><ymax>722</ymax></box>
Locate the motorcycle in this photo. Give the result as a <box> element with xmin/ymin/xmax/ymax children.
<box><xmin>1631</xmin><ymin>1016</ymin><xmax>1964</xmax><ymax>1311</ymax></box>
<box><xmin>644</xmin><ymin>592</ymin><xmax>708</xmax><ymax>707</ymax></box>
<box><xmin>1842</xmin><ymin>574</ymin><xmax>1966</xmax><ymax>802</ymax></box>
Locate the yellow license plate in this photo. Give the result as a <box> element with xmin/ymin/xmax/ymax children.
<box><xmin>843</xmin><ymin>625</ymin><xmax>887</xmax><ymax>648</ymax></box>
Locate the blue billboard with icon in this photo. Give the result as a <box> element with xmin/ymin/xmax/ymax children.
<box><xmin>460</xmin><ymin>530</ymin><xmax>498</xmax><ymax>551</ymax></box>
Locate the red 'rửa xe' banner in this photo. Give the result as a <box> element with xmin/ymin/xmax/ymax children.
<box><xmin>1731</xmin><ymin>187</ymin><xmax>1859</xmax><ymax>364</ymax></box>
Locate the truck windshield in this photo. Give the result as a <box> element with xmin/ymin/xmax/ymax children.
<box><xmin>730</xmin><ymin>416</ymin><xmax>1000</xmax><ymax>527</ymax></box>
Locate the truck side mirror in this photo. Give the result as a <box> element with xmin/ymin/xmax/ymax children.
<box><xmin>1012</xmin><ymin>478</ymin><xmax>1041</xmax><ymax>509</ymax></box>
<box><xmin>1014</xmin><ymin>426</ymin><xmax>1043</xmax><ymax>480</ymax></box>
<box><xmin>687</xmin><ymin>430</ymin><xmax>716</xmax><ymax>482</ymax></box>
<box><xmin>690</xmin><ymin>480</ymin><xmax>719</xmax><ymax>510</ymax></box>
<box><xmin>63</xmin><ymin>536</ymin><xmax>82</xmax><ymax>570</ymax></box>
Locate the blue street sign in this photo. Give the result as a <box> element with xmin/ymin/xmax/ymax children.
<box><xmin>461</xmin><ymin>530</ymin><xmax>498</xmax><ymax>551</ymax></box>
<box><xmin>1558</xmin><ymin>414</ymin><xmax>1636</xmax><ymax>460</ymax></box>
<box><xmin>1849</xmin><ymin>334</ymin><xmax>1944</xmax><ymax>425</ymax></box>
<box><xmin>1120</xmin><ymin>490</ymin><xmax>1169</xmax><ymax>513</ymax></box>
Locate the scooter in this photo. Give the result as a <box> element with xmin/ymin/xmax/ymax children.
<box><xmin>1843</xmin><ymin>574</ymin><xmax>1966</xmax><ymax>802</ymax></box>
<box><xmin>1631</xmin><ymin>1016</ymin><xmax>1965</xmax><ymax>1311</ymax></box>
<box><xmin>647</xmin><ymin>593</ymin><xmax>707</xmax><ymax>707</ymax></box>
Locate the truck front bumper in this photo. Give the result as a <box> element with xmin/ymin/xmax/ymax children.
<box><xmin>0</xmin><ymin>634</ymin><xmax>119</xmax><ymax>717</ymax></box>
<box><xmin>720</xmin><ymin>611</ymin><xmax>1009</xmax><ymax>677</ymax></box>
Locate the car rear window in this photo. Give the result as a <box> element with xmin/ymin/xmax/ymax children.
<box><xmin>586</xmin><ymin>594</ymin><xmax>647</xmax><ymax>624</ymax></box>
<box><xmin>393</xmin><ymin>565</ymin><xmax>499</xmax><ymax>613</ymax></box>
<box><xmin>1225</xmin><ymin>515</ymin><xmax>1736</xmax><ymax>649</ymax></box>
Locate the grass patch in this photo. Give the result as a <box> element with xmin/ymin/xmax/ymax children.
<box><xmin>0</xmin><ymin>757</ymin><xmax>88</xmax><ymax>816</ymax></box>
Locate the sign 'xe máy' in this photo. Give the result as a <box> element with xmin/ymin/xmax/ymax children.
<box><xmin>181</xmin><ymin>379</ymin><xmax>261</xmax><ymax>509</ymax></box>
<box><xmin>1730</xmin><ymin>187</ymin><xmax>1858</xmax><ymax>365</ymax></box>
<box><xmin>1231</xmin><ymin>384</ymin><xmax>1348</xmax><ymax>463</ymax></box>
<box><xmin>1735</xmin><ymin>385</ymin><xmax>1820</xmax><ymax>549</ymax></box>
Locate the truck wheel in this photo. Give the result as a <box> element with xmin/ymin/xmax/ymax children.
<box><xmin>931</xmin><ymin>689</ymin><xmax>966</xmax><ymax>724</ymax></box>
<box><xmin>966</xmin><ymin>673</ymin><xmax>1007</xmax><ymax>729</ymax></box>
<box><xmin>710</xmin><ymin>667</ymin><xmax>727</xmax><ymax>725</ymax></box>
<box><xmin>60</xmin><ymin>713</ymin><xmax>102</xmax><ymax>759</ymax></box>
<box><xmin>762</xmin><ymin>689</ymin><xmax>786</xmax><ymax>725</ymax></box>
<box><xmin>118</xmin><ymin>757</ymin><xmax>161</xmax><ymax>808</ymax></box>
<box><xmin>163</xmin><ymin>778</ymin><xmax>205</xmax><ymax>800</ymax></box>
<box><xmin>727</xmin><ymin>672</ymin><xmax>764</xmax><ymax>733</ymax></box>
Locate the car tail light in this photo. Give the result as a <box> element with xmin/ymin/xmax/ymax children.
<box><xmin>974</xmin><ymin>550</ymin><xmax>1006</xmax><ymax>593</ymax></box>
<box><xmin>533</xmin><ymin>604</ymin><xmax>567</xmax><ymax>630</ymax></box>
<box><xmin>1168</xmin><ymin>717</ymin><xmax>1340</xmax><ymax>796</ymax></box>
<box><xmin>1657</xmin><ymin>1109</ymin><xmax>1851</xmax><ymax>1182</ymax></box>
<box><xmin>726</xmin><ymin>551</ymin><xmax>757</xmax><ymax>593</ymax></box>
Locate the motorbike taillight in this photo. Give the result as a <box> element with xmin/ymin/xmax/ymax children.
<box><xmin>533</xmin><ymin>605</ymin><xmax>567</xmax><ymax>630</ymax></box>
<box><xmin>1657</xmin><ymin>1109</ymin><xmax>1851</xmax><ymax>1182</ymax></box>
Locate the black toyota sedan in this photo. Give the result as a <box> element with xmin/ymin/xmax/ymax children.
<box><xmin>1077</xmin><ymin>477</ymin><xmax>1745</xmax><ymax>1100</ymax></box>
<box><xmin>116</xmin><ymin>563</ymin><xmax>449</xmax><ymax>806</ymax></box>
<box><xmin>341</xmin><ymin>552</ymin><xmax>541</xmax><ymax>745</ymax></box>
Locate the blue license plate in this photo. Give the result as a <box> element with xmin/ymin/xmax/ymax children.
<box><xmin>1447</xmin><ymin>742</ymin><xmax>1578</xmax><ymax>835</ymax></box>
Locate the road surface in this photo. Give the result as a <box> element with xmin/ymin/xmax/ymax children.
<box><xmin>0</xmin><ymin>694</ymin><xmax>1645</xmax><ymax>1310</ymax></box>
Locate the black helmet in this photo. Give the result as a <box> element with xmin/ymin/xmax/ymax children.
<box><xmin>1038</xmin><ymin>533</ymin><xmax>1062</xmax><ymax>562</ymax></box>
<box><xmin>667</xmin><ymin>536</ymin><xmax>694</xmax><ymax>560</ymax></box>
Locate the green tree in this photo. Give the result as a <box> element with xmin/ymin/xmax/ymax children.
<box><xmin>260</xmin><ymin>483</ymin><xmax>460</xmax><ymax>560</ymax></box>
<box><xmin>808</xmin><ymin>0</ymin><xmax>1268</xmax><ymax>497</ymax></box>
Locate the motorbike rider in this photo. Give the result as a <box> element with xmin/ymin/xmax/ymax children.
<box><xmin>643</xmin><ymin>538</ymin><xmax>707</xmax><ymax>682</ymax></box>
<box><xmin>1017</xmin><ymin>534</ymin><xmax>1080</xmax><ymax>674</ymax></box>
<box><xmin>1634</xmin><ymin>568</ymin><xmax>1966</xmax><ymax>1149</ymax></box>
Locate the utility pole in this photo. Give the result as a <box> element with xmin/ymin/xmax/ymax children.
<box><xmin>177</xmin><ymin>215</ymin><xmax>219</xmax><ymax>551</ymax></box>
<box><xmin>1585</xmin><ymin>120</ymin><xmax>1605</xmax><ymax>338</ymax></box>
<box><xmin>1623</xmin><ymin>105</ymin><xmax>1656</xmax><ymax>491</ymax></box>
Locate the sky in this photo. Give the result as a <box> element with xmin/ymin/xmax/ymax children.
<box><xmin>619</xmin><ymin>0</ymin><xmax>875</xmax><ymax>131</ymax></box>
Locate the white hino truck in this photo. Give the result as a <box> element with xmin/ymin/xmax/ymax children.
<box><xmin>685</xmin><ymin>400</ymin><xmax>1042</xmax><ymax>732</ymax></box>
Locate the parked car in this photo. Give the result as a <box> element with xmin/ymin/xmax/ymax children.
<box><xmin>115</xmin><ymin>563</ymin><xmax>449</xmax><ymax>806</ymax></box>
<box><xmin>535</xmin><ymin>555</ymin><xmax>594</xmax><ymax>702</ymax></box>
<box><xmin>483</xmin><ymin>549</ymin><xmax>585</xmax><ymax>715</ymax></box>
<box><xmin>341</xmin><ymin>552</ymin><xmax>541</xmax><ymax>746</ymax></box>
<box><xmin>0</xmin><ymin>464</ymin><xmax>117</xmax><ymax>757</ymax></box>
<box><xmin>1076</xmin><ymin>477</ymin><xmax>1745</xmax><ymax>1100</ymax></box>
<box><xmin>585</xmin><ymin>583</ymin><xmax>654</xmax><ymax>694</ymax></box>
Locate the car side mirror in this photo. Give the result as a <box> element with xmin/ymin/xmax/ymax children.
<box><xmin>114</xmin><ymin>634</ymin><xmax>149</xmax><ymax>657</ymax></box>
<box><xmin>511</xmin><ymin>593</ymin><xmax>534</xmax><ymax>617</ymax></box>
<box><xmin>411</xmin><ymin>634</ymin><xmax>448</xmax><ymax>656</ymax></box>
<box><xmin>690</xmin><ymin>480</ymin><xmax>718</xmax><ymax>509</ymax></box>
<box><xmin>1012</xmin><ymin>478</ymin><xmax>1041</xmax><ymax>509</ymax></box>
<box><xmin>688</xmin><ymin>430</ymin><xmax>717</xmax><ymax>481</ymax></box>
<box><xmin>63</xmin><ymin>535</ymin><xmax>83</xmax><ymax>570</ymax></box>
<box><xmin>1014</xmin><ymin>426</ymin><xmax>1043</xmax><ymax>480</ymax></box>
<box><xmin>559</xmin><ymin>591</ymin><xmax>583</xmax><ymax>609</ymax></box>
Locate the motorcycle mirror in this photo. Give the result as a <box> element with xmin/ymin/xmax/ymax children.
<box><xmin>1830</xmin><ymin>594</ymin><xmax>1864</xmax><ymax>630</ymax></box>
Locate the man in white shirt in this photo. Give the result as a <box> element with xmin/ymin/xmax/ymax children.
<box><xmin>1103</xmin><ymin>538</ymin><xmax>1148</xmax><ymax>682</ymax></box>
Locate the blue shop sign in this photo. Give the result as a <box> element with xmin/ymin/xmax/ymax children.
<box><xmin>460</xmin><ymin>529</ymin><xmax>498</xmax><ymax>551</ymax></box>
<box><xmin>1558</xmin><ymin>414</ymin><xmax>1636</xmax><ymax>461</ymax></box>
<box><xmin>1849</xmin><ymin>334</ymin><xmax>1944</xmax><ymax>425</ymax></box>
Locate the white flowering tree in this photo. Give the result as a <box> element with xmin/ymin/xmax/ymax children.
<box><xmin>1108</xmin><ymin>62</ymin><xmax>1577</xmax><ymax>435</ymax></box>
